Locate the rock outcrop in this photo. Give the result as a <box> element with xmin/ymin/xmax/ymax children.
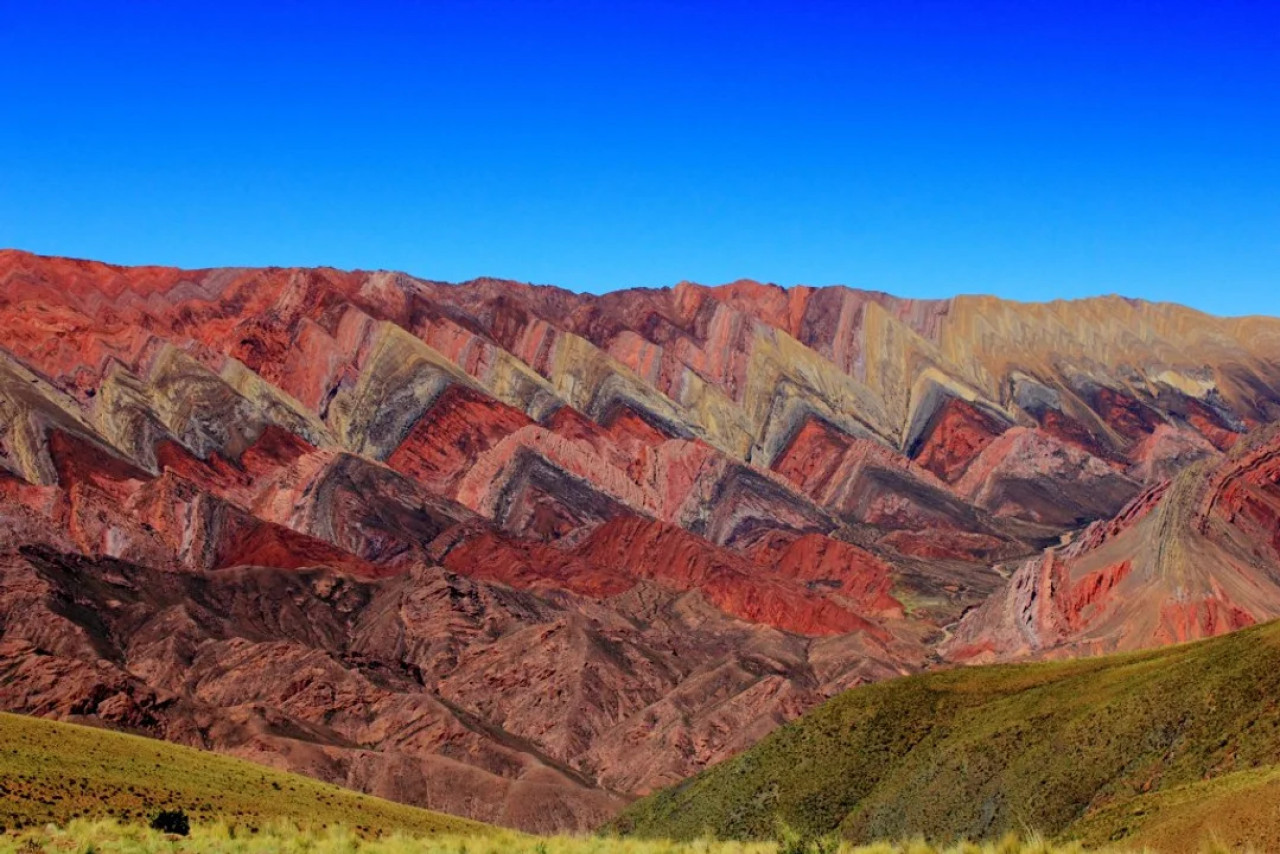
<box><xmin>945</xmin><ymin>426</ymin><xmax>1280</xmax><ymax>660</ymax></box>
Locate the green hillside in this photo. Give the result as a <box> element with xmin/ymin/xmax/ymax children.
<box><xmin>613</xmin><ymin>619</ymin><xmax>1280</xmax><ymax>849</ymax></box>
<box><xmin>0</xmin><ymin>711</ymin><xmax>486</xmax><ymax>836</ymax></box>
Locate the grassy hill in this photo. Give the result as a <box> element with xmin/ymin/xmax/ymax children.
<box><xmin>1068</xmin><ymin>762</ymin><xmax>1280</xmax><ymax>852</ymax></box>
<box><xmin>613</xmin><ymin>619</ymin><xmax>1280</xmax><ymax>850</ymax></box>
<box><xmin>0</xmin><ymin>711</ymin><xmax>485</xmax><ymax>835</ymax></box>
<box><xmin>0</xmin><ymin>710</ymin><xmax>1133</xmax><ymax>853</ymax></box>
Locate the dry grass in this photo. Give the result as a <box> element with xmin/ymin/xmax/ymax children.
<box><xmin>0</xmin><ymin>820</ymin><xmax>1114</xmax><ymax>854</ymax></box>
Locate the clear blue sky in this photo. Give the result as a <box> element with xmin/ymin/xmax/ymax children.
<box><xmin>2</xmin><ymin>1</ymin><xmax>1278</xmax><ymax>315</ymax></box>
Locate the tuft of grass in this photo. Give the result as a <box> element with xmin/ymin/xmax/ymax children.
<box><xmin>0</xmin><ymin>711</ymin><xmax>485</xmax><ymax>836</ymax></box>
<box><xmin>0</xmin><ymin>819</ymin><xmax>1119</xmax><ymax>854</ymax></box>
<box><xmin>613</xmin><ymin>618</ymin><xmax>1280</xmax><ymax>850</ymax></box>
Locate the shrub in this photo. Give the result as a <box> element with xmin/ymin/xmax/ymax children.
<box><xmin>149</xmin><ymin>809</ymin><xmax>189</xmax><ymax>836</ymax></box>
<box><xmin>776</xmin><ymin>822</ymin><xmax>844</xmax><ymax>854</ymax></box>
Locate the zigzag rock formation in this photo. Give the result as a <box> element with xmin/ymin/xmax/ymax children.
<box><xmin>3</xmin><ymin>249</ymin><xmax>1280</xmax><ymax>830</ymax></box>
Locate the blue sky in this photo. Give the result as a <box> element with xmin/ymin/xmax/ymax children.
<box><xmin>2</xmin><ymin>1</ymin><xmax>1278</xmax><ymax>314</ymax></box>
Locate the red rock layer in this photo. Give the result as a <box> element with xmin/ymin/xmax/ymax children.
<box><xmin>911</xmin><ymin>397</ymin><xmax>1009</xmax><ymax>483</ymax></box>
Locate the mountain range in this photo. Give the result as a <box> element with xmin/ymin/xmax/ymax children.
<box><xmin>3</xmin><ymin>248</ymin><xmax>1280</xmax><ymax>832</ymax></box>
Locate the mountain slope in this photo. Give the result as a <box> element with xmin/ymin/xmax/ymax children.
<box><xmin>947</xmin><ymin>424</ymin><xmax>1280</xmax><ymax>659</ymax></box>
<box><xmin>1067</xmin><ymin>763</ymin><xmax>1280</xmax><ymax>852</ymax></box>
<box><xmin>614</xmin><ymin>619</ymin><xmax>1280</xmax><ymax>849</ymax></box>
<box><xmin>0</xmin><ymin>710</ymin><xmax>486</xmax><ymax>835</ymax></box>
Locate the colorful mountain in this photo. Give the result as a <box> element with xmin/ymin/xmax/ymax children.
<box><xmin>3</xmin><ymin>248</ymin><xmax>1280</xmax><ymax>830</ymax></box>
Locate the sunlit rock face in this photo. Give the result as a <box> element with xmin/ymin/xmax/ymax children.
<box><xmin>4</xmin><ymin>249</ymin><xmax>1280</xmax><ymax>830</ymax></box>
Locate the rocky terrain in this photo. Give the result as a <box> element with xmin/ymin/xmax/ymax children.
<box><xmin>3</xmin><ymin>249</ymin><xmax>1280</xmax><ymax>830</ymax></box>
<box><xmin>946</xmin><ymin>423</ymin><xmax>1280</xmax><ymax>660</ymax></box>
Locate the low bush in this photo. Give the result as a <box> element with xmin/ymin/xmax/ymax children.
<box><xmin>149</xmin><ymin>809</ymin><xmax>190</xmax><ymax>836</ymax></box>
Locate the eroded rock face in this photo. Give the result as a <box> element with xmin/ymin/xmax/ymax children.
<box><xmin>3</xmin><ymin>249</ymin><xmax>1280</xmax><ymax>830</ymax></box>
<box><xmin>945</xmin><ymin>427</ymin><xmax>1280</xmax><ymax>660</ymax></box>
